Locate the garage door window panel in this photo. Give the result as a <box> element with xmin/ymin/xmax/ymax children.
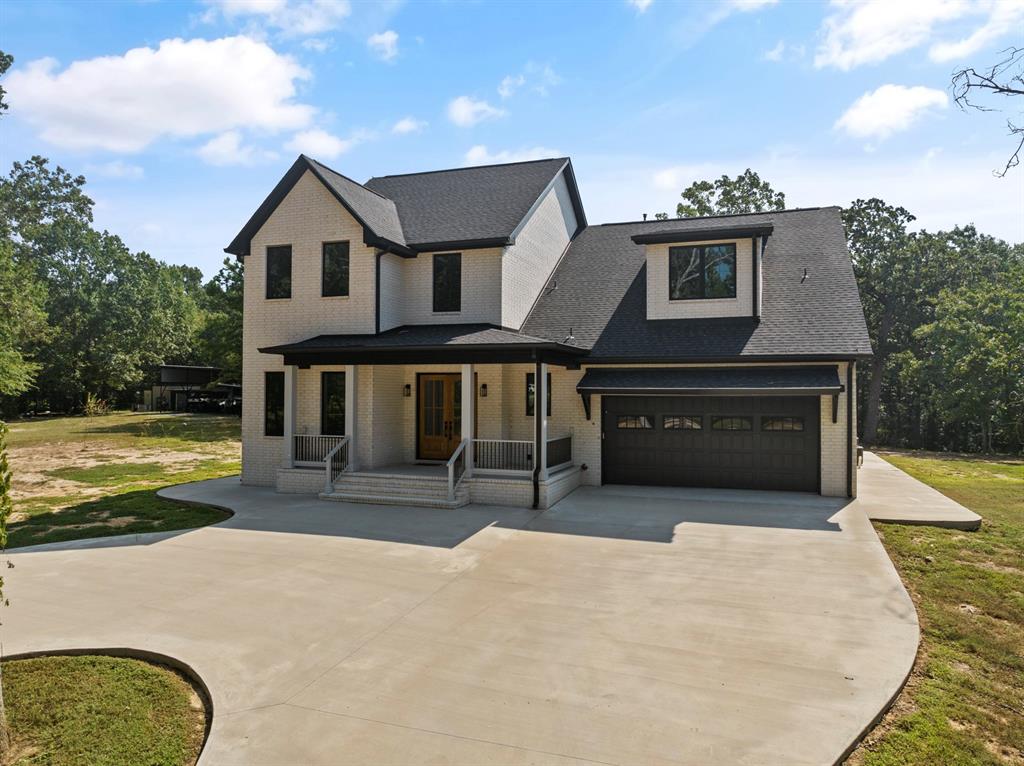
<box><xmin>711</xmin><ymin>416</ymin><xmax>753</xmax><ymax>431</ymax></box>
<box><xmin>617</xmin><ymin>415</ymin><xmax>653</xmax><ymax>429</ymax></box>
<box><xmin>763</xmin><ymin>416</ymin><xmax>805</xmax><ymax>432</ymax></box>
<box><xmin>663</xmin><ymin>415</ymin><xmax>702</xmax><ymax>430</ymax></box>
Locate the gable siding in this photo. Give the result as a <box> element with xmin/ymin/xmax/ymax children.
<box><xmin>501</xmin><ymin>172</ymin><xmax>578</xmax><ymax>329</ymax></box>
<box><xmin>394</xmin><ymin>248</ymin><xmax>503</xmax><ymax>325</ymax></box>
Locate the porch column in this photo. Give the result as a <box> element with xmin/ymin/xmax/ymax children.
<box><xmin>536</xmin><ymin>361</ymin><xmax>549</xmax><ymax>480</ymax></box>
<box><xmin>461</xmin><ymin>363</ymin><xmax>474</xmax><ymax>476</ymax></box>
<box><xmin>282</xmin><ymin>364</ymin><xmax>297</xmax><ymax>468</ymax></box>
<box><xmin>345</xmin><ymin>364</ymin><xmax>357</xmax><ymax>471</ymax></box>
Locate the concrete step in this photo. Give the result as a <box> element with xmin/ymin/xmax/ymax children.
<box><xmin>328</xmin><ymin>482</ymin><xmax>454</xmax><ymax>499</ymax></box>
<box><xmin>318</xmin><ymin>490</ymin><xmax>470</xmax><ymax>509</ymax></box>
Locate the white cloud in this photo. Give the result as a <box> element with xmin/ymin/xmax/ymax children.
<box><xmin>835</xmin><ymin>84</ymin><xmax>948</xmax><ymax>140</ymax></box>
<box><xmin>392</xmin><ymin>116</ymin><xmax>426</xmax><ymax>134</ymax></box>
<box><xmin>498</xmin><ymin>74</ymin><xmax>525</xmax><ymax>99</ymax></box>
<box><xmin>764</xmin><ymin>40</ymin><xmax>785</xmax><ymax>61</ymax></box>
<box><xmin>728</xmin><ymin>0</ymin><xmax>777</xmax><ymax>9</ymax></box>
<box><xmin>367</xmin><ymin>30</ymin><xmax>399</xmax><ymax>61</ymax></box>
<box><xmin>285</xmin><ymin>128</ymin><xmax>368</xmax><ymax>159</ymax></box>
<box><xmin>301</xmin><ymin>37</ymin><xmax>330</xmax><ymax>52</ymax></box>
<box><xmin>815</xmin><ymin>0</ymin><xmax>967</xmax><ymax>70</ymax></box>
<box><xmin>447</xmin><ymin>96</ymin><xmax>505</xmax><ymax>127</ymax></box>
<box><xmin>929</xmin><ymin>0</ymin><xmax>1024</xmax><ymax>63</ymax></box>
<box><xmin>198</xmin><ymin>130</ymin><xmax>278</xmax><ymax>166</ymax></box>
<box><xmin>464</xmin><ymin>145</ymin><xmax>562</xmax><ymax>166</ymax></box>
<box><xmin>203</xmin><ymin>0</ymin><xmax>351</xmax><ymax>37</ymax></box>
<box><xmin>6</xmin><ymin>36</ymin><xmax>313</xmax><ymax>153</ymax></box>
<box><xmin>628</xmin><ymin>0</ymin><xmax>653</xmax><ymax>12</ymax></box>
<box><xmin>86</xmin><ymin>160</ymin><xmax>144</xmax><ymax>180</ymax></box>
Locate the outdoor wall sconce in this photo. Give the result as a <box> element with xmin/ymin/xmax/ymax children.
<box><xmin>403</xmin><ymin>384</ymin><xmax>411</xmax><ymax>397</ymax></box>
<box><xmin>480</xmin><ymin>383</ymin><xmax>488</xmax><ymax>398</ymax></box>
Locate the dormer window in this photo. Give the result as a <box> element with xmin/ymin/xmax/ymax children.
<box><xmin>669</xmin><ymin>243</ymin><xmax>737</xmax><ymax>301</ymax></box>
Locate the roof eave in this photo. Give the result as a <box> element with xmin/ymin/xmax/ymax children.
<box><xmin>630</xmin><ymin>224</ymin><xmax>775</xmax><ymax>245</ymax></box>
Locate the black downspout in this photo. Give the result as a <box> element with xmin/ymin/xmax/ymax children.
<box><xmin>847</xmin><ymin>361</ymin><xmax>854</xmax><ymax>498</ymax></box>
<box><xmin>374</xmin><ymin>250</ymin><xmax>383</xmax><ymax>334</ymax></box>
<box><xmin>532</xmin><ymin>357</ymin><xmax>542</xmax><ymax>509</ymax></box>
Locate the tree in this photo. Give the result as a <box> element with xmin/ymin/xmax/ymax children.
<box><xmin>952</xmin><ymin>46</ymin><xmax>1024</xmax><ymax>176</ymax></box>
<box><xmin>0</xmin><ymin>49</ymin><xmax>12</xmax><ymax>116</ymax></box>
<box><xmin>195</xmin><ymin>258</ymin><xmax>244</xmax><ymax>382</ymax></box>
<box><xmin>673</xmin><ymin>169</ymin><xmax>786</xmax><ymax>218</ymax></box>
<box><xmin>0</xmin><ymin>422</ymin><xmax>13</xmax><ymax>754</ymax></box>
<box><xmin>0</xmin><ymin>239</ymin><xmax>48</xmax><ymax>399</ymax></box>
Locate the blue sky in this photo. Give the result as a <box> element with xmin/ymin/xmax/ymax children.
<box><xmin>2</xmin><ymin>0</ymin><xmax>1022</xmax><ymax>277</ymax></box>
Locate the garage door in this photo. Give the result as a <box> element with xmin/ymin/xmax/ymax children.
<box><xmin>602</xmin><ymin>395</ymin><xmax>820</xmax><ymax>492</ymax></box>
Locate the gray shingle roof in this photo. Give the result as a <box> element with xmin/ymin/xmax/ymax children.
<box><xmin>260</xmin><ymin>324</ymin><xmax>582</xmax><ymax>355</ymax></box>
<box><xmin>306</xmin><ymin>158</ymin><xmax>406</xmax><ymax>246</ymax></box>
<box><xmin>365</xmin><ymin>158</ymin><xmax>578</xmax><ymax>248</ymax></box>
<box><xmin>576</xmin><ymin>366</ymin><xmax>843</xmax><ymax>394</ymax></box>
<box><xmin>521</xmin><ymin>207</ymin><xmax>872</xmax><ymax>361</ymax></box>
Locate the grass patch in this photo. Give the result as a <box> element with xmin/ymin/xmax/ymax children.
<box><xmin>849</xmin><ymin>451</ymin><xmax>1024</xmax><ymax>766</ymax></box>
<box><xmin>5</xmin><ymin>412</ymin><xmax>239</xmax><ymax>548</ymax></box>
<box><xmin>2</xmin><ymin>654</ymin><xmax>205</xmax><ymax>766</ymax></box>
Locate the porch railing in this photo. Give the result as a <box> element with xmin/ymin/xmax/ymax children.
<box><xmin>447</xmin><ymin>438</ymin><xmax>469</xmax><ymax>501</ymax></box>
<box><xmin>473</xmin><ymin>439</ymin><xmax>533</xmax><ymax>473</ymax></box>
<box><xmin>546</xmin><ymin>434</ymin><xmax>573</xmax><ymax>472</ymax></box>
<box><xmin>322</xmin><ymin>436</ymin><xmax>351</xmax><ymax>493</ymax></box>
<box><xmin>295</xmin><ymin>434</ymin><xmax>347</xmax><ymax>467</ymax></box>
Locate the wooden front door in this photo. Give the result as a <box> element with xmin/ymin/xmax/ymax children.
<box><xmin>418</xmin><ymin>374</ymin><xmax>462</xmax><ymax>460</ymax></box>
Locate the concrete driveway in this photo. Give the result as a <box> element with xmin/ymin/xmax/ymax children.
<box><xmin>7</xmin><ymin>478</ymin><xmax>919</xmax><ymax>765</ymax></box>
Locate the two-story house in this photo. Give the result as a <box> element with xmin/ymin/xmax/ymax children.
<box><xmin>226</xmin><ymin>155</ymin><xmax>871</xmax><ymax>509</ymax></box>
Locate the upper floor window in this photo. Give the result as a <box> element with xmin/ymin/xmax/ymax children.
<box><xmin>264</xmin><ymin>371</ymin><xmax>284</xmax><ymax>436</ymax></box>
<box><xmin>433</xmin><ymin>253</ymin><xmax>461</xmax><ymax>313</ymax></box>
<box><xmin>266</xmin><ymin>245</ymin><xmax>292</xmax><ymax>299</ymax></box>
<box><xmin>322</xmin><ymin>241</ymin><xmax>350</xmax><ymax>297</ymax></box>
<box><xmin>669</xmin><ymin>243</ymin><xmax>736</xmax><ymax>301</ymax></box>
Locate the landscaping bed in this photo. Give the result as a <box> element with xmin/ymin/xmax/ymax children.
<box><xmin>849</xmin><ymin>451</ymin><xmax>1024</xmax><ymax>766</ymax></box>
<box><xmin>5</xmin><ymin>412</ymin><xmax>238</xmax><ymax>548</ymax></box>
<box><xmin>2</xmin><ymin>654</ymin><xmax>207</xmax><ymax>765</ymax></box>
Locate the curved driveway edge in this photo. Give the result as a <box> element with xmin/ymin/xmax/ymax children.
<box><xmin>7</xmin><ymin>477</ymin><xmax>918</xmax><ymax>765</ymax></box>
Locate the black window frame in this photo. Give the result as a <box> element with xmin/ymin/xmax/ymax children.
<box><xmin>616</xmin><ymin>415</ymin><xmax>653</xmax><ymax>430</ymax></box>
<box><xmin>663</xmin><ymin>415</ymin><xmax>702</xmax><ymax>430</ymax></box>
<box><xmin>711</xmin><ymin>415</ymin><xmax>753</xmax><ymax>431</ymax></box>
<box><xmin>264</xmin><ymin>371</ymin><xmax>285</xmax><ymax>437</ymax></box>
<box><xmin>432</xmin><ymin>252</ymin><xmax>462</xmax><ymax>313</ymax></box>
<box><xmin>762</xmin><ymin>415</ymin><xmax>805</xmax><ymax>432</ymax></box>
<box><xmin>668</xmin><ymin>243</ymin><xmax>737</xmax><ymax>301</ymax></box>
<box><xmin>320</xmin><ymin>371</ymin><xmax>346</xmax><ymax>435</ymax></box>
<box><xmin>525</xmin><ymin>372</ymin><xmax>552</xmax><ymax>417</ymax></box>
<box><xmin>321</xmin><ymin>241</ymin><xmax>350</xmax><ymax>297</ymax></box>
<box><xmin>266</xmin><ymin>245</ymin><xmax>292</xmax><ymax>300</ymax></box>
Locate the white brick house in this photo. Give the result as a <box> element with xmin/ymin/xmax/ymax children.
<box><xmin>227</xmin><ymin>155</ymin><xmax>870</xmax><ymax>508</ymax></box>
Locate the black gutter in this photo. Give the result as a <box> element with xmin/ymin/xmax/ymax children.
<box><xmin>847</xmin><ymin>361</ymin><xmax>854</xmax><ymax>498</ymax></box>
<box><xmin>407</xmin><ymin>236</ymin><xmax>510</xmax><ymax>252</ymax></box>
<box><xmin>575</xmin><ymin>386</ymin><xmax>842</xmax><ymax>397</ymax></box>
<box><xmin>532</xmin><ymin>358</ymin><xmax>542</xmax><ymax>509</ymax></box>
<box><xmin>581</xmin><ymin>353</ymin><xmax>874</xmax><ymax>364</ymax></box>
<box><xmin>374</xmin><ymin>251</ymin><xmax>383</xmax><ymax>334</ymax></box>
<box><xmin>631</xmin><ymin>224</ymin><xmax>773</xmax><ymax>245</ymax></box>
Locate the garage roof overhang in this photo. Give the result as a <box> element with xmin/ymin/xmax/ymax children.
<box><xmin>575</xmin><ymin>365</ymin><xmax>844</xmax><ymax>420</ymax></box>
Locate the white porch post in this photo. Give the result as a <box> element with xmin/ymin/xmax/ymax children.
<box><xmin>282</xmin><ymin>364</ymin><xmax>297</xmax><ymax>468</ymax></box>
<box><xmin>345</xmin><ymin>364</ymin><xmax>357</xmax><ymax>471</ymax></box>
<box><xmin>461</xmin><ymin>363</ymin><xmax>474</xmax><ymax>477</ymax></box>
<box><xmin>537</xmin><ymin>361</ymin><xmax>549</xmax><ymax>480</ymax></box>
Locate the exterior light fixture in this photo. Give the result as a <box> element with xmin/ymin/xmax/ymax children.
<box><xmin>403</xmin><ymin>384</ymin><xmax>411</xmax><ymax>397</ymax></box>
<box><xmin>480</xmin><ymin>383</ymin><xmax>488</xmax><ymax>398</ymax></box>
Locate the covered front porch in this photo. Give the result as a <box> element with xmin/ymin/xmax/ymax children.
<box><xmin>261</xmin><ymin>327</ymin><xmax>587</xmax><ymax>508</ymax></box>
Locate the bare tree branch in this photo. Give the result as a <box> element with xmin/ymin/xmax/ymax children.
<box><xmin>952</xmin><ymin>46</ymin><xmax>1024</xmax><ymax>176</ymax></box>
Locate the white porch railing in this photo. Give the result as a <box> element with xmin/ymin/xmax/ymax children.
<box><xmin>322</xmin><ymin>436</ymin><xmax>351</xmax><ymax>493</ymax></box>
<box><xmin>446</xmin><ymin>438</ymin><xmax>470</xmax><ymax>501</ymax></box>
<box><xmin>295</xmin><ymin>434</ymin><xmax>347</xmax><ymax>467</ymax></box>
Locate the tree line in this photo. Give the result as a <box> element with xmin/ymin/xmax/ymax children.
<box><xmin>660</xmin><ymin>170</ymin><xmax>1024</xmax><ymax>455</ymax></box>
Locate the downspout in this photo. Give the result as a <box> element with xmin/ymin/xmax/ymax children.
<box><xmin>846</xmin><ymin>361</ymin><xmax>854</xmax><ymax>498</ymax></box>
<box><xmin>532</xmin><ymin>357</ymin><xmax>542</xmax><ymax>509</ymax></box>
<box><xmin>374</xmin><ymin>250</ymin><xmax>383</xmax><ymax>334</ymax></box>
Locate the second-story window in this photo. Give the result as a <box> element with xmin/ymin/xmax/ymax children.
<box><xmin>433</xmin><ymin>253</ymin><xmax>461</xmax><ymax>312</ymax></box>
<box><xmin>669</xmin><ymin>243</ymin><xmax>736</xmax><ymax>300</ymax></box>
<box><xmin>322</xmin><ymin>241</ymin><xmax>350</xmax><ymax>297</ymax></box>
<box><xmin>266</xmin><ymin>245</ymin><xmax>292</xmax><ymax>299</ymax></box>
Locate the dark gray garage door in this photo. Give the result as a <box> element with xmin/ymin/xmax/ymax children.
<box><xmin>602</xmin><ymin>395</ymin><xmax>820</xmax><ymax>492</ymax></box>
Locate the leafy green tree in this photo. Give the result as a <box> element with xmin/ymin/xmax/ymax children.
<box><xmin>0</xmin><ymin>421</ymin><xmax>13</xmax><ymax>753</ymax></box>
<box><xmin>914</xmin><ymin>262</ymin><xmax>1024</xmax><ymax>451</ymax></box>
<box><xmin>195</xmin><ymin>258</ymin><xmax>243</xmax><ymax>381</ymax></box>
<box><xmin>0</xmin><ymin>49</ymin><xmax>12</xmax><ymax>116</ymax></box>
<box><xmin>0</xmin><ymin>239</ymin><xmax>48</xmax><ymax>398</ymax></box>
<box><xmin>674</xmin><ymin>169</ymin><xmax>786</xmax><ymax>218</ymax></box>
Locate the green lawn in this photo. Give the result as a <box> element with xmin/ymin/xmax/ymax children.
<box><xmin>849</xmin><ymin>451</ymin><xmax>1024</xmax><ymax>766</ymax></box>
<box><xmin>5</xmin><ymin>411</ymin><xmax>238</xmax><ymax>548</ymax></box>
<box><xmin>2</xmin><ymin>655</ymin><xmax>206</xmax><ymax>765</ymax></box>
